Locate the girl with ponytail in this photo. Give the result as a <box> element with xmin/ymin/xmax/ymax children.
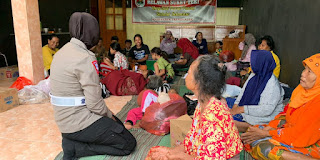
<box><xmin>151</xmin><ymin>47</ymin><xmax>174</xmax><ymax>83</ymax></box>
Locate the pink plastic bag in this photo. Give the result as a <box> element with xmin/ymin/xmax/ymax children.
<box><xmin>224</xmin><ymin>62</ymin><xmax>237</xmax><ymax>71</ymax></box>
<box><xmin>10</xmin><ymin>77</ymin><xmax>33</xmax><ymax>90</ymax></box>
<box><xmin>139</xmin><ymin>93</ymin><xmax>187</xmax><ymax>136</ymax></box>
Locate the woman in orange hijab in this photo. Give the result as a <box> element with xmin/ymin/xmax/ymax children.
<box><xmin>241</xmin><ymin>53</ymin><xmax>320</xmax><ymax>160</ymax></box>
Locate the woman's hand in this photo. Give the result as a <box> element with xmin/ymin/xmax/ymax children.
<box><xmin>218</xmin><ymin>63</ymin><xmax>224</xmax><ymax>68</ymax></box>
<box><xmin>262</xmin><ymin>126</ymin><xmax>274</xmax><ymax>131</ymax></box>
<box><xmin>240</xmin><ymin>68</ymin><xmax>249</xmax><ymax>76</ymax></box>
<box><xmin>167</xmin><ymin>150</ymin><xmax>194</xmax><ymax>160</ymax></box>
<box><xmin>171</xmin><ymin>36</ymin><xmax>176</xmax><ymax>42</ymax></box>
<box><xmin>176</xmin><ymin>59</ymin><xmax>184</xmax><ymax>63</ymax></box>
<box><xmin>175</xmin><ymin>56</ymin><xmax>184</xmax><ymax>63</ymax></box>
<box><xmin>149</xmin><ymin>146</ymin><xmax>170</xmax><ymax>160</ymax></box>
<box><xmin>148</xmin><ymin>145</ymin><xmax>193</xmax><ymax>160</ymax></box>
<box><xmin>129</xmin><ymin>58</ymin><xmax>137</xmax><ymax>64</ymax></box>
<box><xmin>103</xmin><ymin>57</ymin><xmax>111</xmax><ymax>63</ymax></box>
<box><xmin>230</xmin><ymin>105</ymin><xmax>244</xmax><ymax>115</ymax></box>
<box><xmin>168</xmin><ymin>145</ymin><xmax>184</xmax><ymax>154</ymax></box>
<box><xmin>241</xmin><ymin>126</ymin><xmax>270</xmax><ymax>144</ymax></box>
<box><xmin>90</xmin><ymin>45</ymin><xmax>96</xmax><ymax>51</ymax></box>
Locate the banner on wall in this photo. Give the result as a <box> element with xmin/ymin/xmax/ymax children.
<box><xmin>132</xmin><ymin>0</ymin><xmax>216</xmax><ymax>24</ymax></box>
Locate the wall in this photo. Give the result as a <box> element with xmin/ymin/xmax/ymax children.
<box><xmin>0</xmin><ymin>0</ymin><xmax>16</xmax><ymax>67</ymax></box>
<box><xmin>39</xmin><ymin>0</ymin><xmax>89</xmax><ymax>32</ymax></box>
<box><xmin>240</xmin><ymin>0</ymin><xmax>320</xmax><ymax>87</ymax></box>
<box><xmin>1</xmin><ymin>0</ymin><xmax>240</xmax><ymax>67</ymax></box>
<box><xmin>39</xmin><ymin>0</ymin><xmax>90</xmax><ymax>48</ymax></box>
<box><xmin>0</xmin><ymin>0</ymin><xmax>90</xmax><ymax>67</ymax></box>
<box><xmin>126</xmin><ymin>8</ymin><xmax>240</xmax><ymax>49</ymax></box>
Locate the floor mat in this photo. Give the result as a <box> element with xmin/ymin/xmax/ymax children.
<box><xmin>170</xmin><ymin>76</ymin><xmax>193</xmax><ymax>97</ymax></box>
<box><xmin>158</xmin><ymin>134</ymin><xmax>171</xmax><ymax>147</ymax></box>
<box><xmin>55</xmin><ymin>96</ymin><xmax>163</xmax><ymax>160</ymax></box>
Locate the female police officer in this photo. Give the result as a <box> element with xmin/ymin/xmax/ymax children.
<box><xmin>50</xmin><ymin>12</ymin><xmax>136</xmax><ymax>159</ymax></box>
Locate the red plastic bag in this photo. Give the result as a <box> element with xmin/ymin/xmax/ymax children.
<box><xmin>219</xmin><ymin>50</ymin><xmax>235</xmax><ymax>62</ymax></box>
<box><xmin>10</xmin><ymin>77</ymin><xmax>33</xmax><ymax>90</ymax></box>
<box><xmin>139</xmin><ymin>93</ymin><xmax>187</xmax><ymax>136</ymax></box>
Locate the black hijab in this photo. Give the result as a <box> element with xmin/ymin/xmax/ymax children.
<box><xmin>69</xmin><ymin>12</ymin><xmax>100</xmax><ymax>49</ymax></box>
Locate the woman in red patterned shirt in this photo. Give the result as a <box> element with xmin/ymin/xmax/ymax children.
<box><xmin>147</xmin><ymin>55</ymin><xmax>243</xmax><ymax>160</ymax></box>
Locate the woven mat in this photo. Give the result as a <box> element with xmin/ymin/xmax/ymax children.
<box><xmin>170</xmin><ymin>75</ymin><xmax>193</xmax><ymax>97</ymax></box>
<box><xmin>55</xmin><ymin>96</ymin><xmax>163</xmax><ymax>160</ymax></box>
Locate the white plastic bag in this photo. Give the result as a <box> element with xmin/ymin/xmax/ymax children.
<box><xmin>17</xmin><ymin>79</ymin><xmax>50</xmax><ymax>105</ymax></box>
<box><xmin>18</xmin><ymin>86</ymin><xmax>49</xmax><ymax>104</ymax></box>
<box><xmin>33</xmin><ymin>79</ymin><xmax>50</xmax><ymax>95</ymax></box>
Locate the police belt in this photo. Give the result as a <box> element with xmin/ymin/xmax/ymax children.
<box><xmin>50</xmin><ymin>93</ymin><xmax>86</xmax><ymax>106</ymax></box>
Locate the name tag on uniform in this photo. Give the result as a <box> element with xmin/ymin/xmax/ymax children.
<box><xmin>92</xmin><ymin>60</ymin><xmax>99</xmax><ymax>75</ymax></box>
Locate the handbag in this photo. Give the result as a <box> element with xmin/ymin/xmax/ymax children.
<box><xmin>183</xmin><ymin>93</ymin><xmax>198</xmax><ymax>116</ymax></box>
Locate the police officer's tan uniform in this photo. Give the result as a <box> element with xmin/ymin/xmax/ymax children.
<box><xmin>51</xmin><ymin>38</ymin><xmax>113</xmax><ymax>133</ymax></box>
<box><xmin>50</xmin><ymin>12</ymin><xmax>135</xmax><ymax>159</ymax></box>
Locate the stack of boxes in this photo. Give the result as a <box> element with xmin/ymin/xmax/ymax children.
<box><xmin>0</xmin><ymin>65</ymin><xmax>19</xmax><ymax>112</ymax></box>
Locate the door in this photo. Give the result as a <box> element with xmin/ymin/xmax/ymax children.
<box><xmin>98</xmin><ymin>0</ymin><xmax>126</xmax><ymax>49</ymax></box>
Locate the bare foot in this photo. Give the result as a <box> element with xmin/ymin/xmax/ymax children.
<box><xmin>124</xmin><ymin>122</ymin><xmax>133</xmax><ymax>130</ymax></box>
<box><xmin>133</xmin><ymin>121</ymin><xmax>141</xmax><ymax>128</ymax></box>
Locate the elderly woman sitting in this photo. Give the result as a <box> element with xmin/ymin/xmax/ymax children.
<box><xmin>147</xmin><ymin>55</ymin><xmax>243</xmax><ymax>159</ymax></box>
<box><xmin>229</xmin><ymin>50</ymin><xmax>284</xmax><ymax>132</ymax></box>
<box><xmin>241</xmin><ymin>53</ymin><xmax>320</xmax><ymax>160</ymax></box>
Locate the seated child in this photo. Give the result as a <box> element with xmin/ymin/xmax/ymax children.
<box><xmin>214</xmin><ymin>41</ymin><xmax>223</xmax><ymax>56</ymax></box>
<box><xmin>124</xmin><ymin>75</ymin><xmax>173</xmax><ymax>129</ymax></box>
<box><xmin>146</xmin><ymin>74</ymin><xmax>172</xmax><ymax>94</ymax></box>
<box><xmin>124</xmin><ymin>89</ymin><xmax>158</xmax><ymax>130</ymax></box>
<box><xmin>151</xmin><ymin>47</ymin><xmax>175</xmax><ymax>83</ymax></box>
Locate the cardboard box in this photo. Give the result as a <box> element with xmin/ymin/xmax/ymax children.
<box><xmin>0</xmin><ymin>87</ymin><xmax>19</xmax><ymax>113</ymax></box>
<box><xmin>170</xmin><ymin>114</ymin><xmax>193</xmax><ymax>147</ymax></box>
<box><xmin>0</xmin><ymin>67</ymin><xmax>6</xmax><ymax>80</ymax></box>
<box><xmin>6</xmin><ymin>66</ymin><xmax>19</xmax><ymax>81</ymax></box>
<box><xmin>0</xmin><ymin>66</ymin><xmax>19</xmax><ymax>81</ymax></box>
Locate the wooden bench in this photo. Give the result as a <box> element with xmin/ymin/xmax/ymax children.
<box><xmin>218</xmin><ymin>25</ymin><xmax>246</xmax><ymax>60</ymax></box>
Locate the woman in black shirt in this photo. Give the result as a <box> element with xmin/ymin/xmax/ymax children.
<box><xmin>128</xmin><ymin>34</ymin><xmax>150</xmax><ymax>66</ymax></box>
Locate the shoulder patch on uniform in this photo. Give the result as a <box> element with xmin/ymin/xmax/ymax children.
<box><xmin>92</xmin><ymin>60</ymin><xmax>99</xmax><ymax>75</ymax></box>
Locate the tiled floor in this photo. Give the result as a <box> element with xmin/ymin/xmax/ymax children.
<box><xmin>0</xmin><ymin>95</ymin><xmax>132</xmax><ymax>160</ymax></box>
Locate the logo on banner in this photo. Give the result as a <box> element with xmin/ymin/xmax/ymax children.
<box><xmin>92</xmin><ymin>60</ymin><xmax>99</xmax><ymax>75</ymax></box>
<box><xmin>135</xmin><ymin>0</ymin><xmax>145</xmax><ymax>7</ymax></box>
